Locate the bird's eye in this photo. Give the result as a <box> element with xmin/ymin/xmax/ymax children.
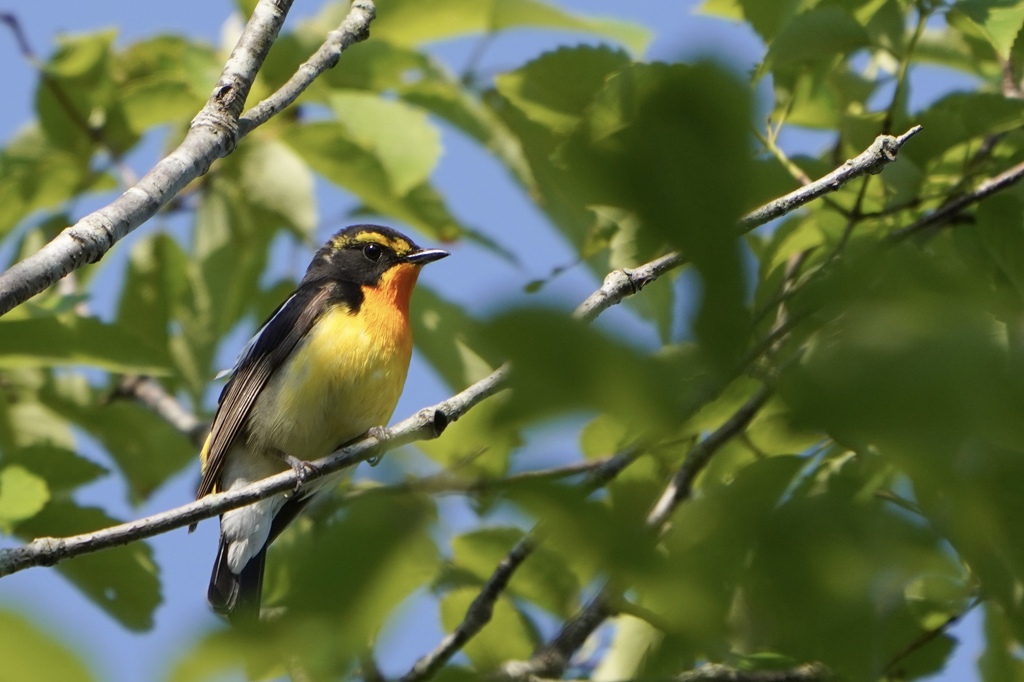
<box><xmin>362</xmin><ymin>243</ymin><xmax>383</xmax><ymax>261</ymax></box>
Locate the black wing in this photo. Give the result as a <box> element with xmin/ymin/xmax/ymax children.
<box><xmin>195</xmin><ymin>284</ymin><xmax>335</xmax><ymax>499</ymax></box>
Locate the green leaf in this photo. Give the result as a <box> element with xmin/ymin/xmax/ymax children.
<box><xmin>328</xmin><ymin>91</ymin><xmax>442</xmax><ymax>197</ymax></box>
<box><xmin>16</xmin><ymin>502</ymin><xmax>161</xmax><ymax>631</ymax></box>
<box><xmin>976</xmin><ymin>193</ymin><xmax>1024</xmax><ymax>300</ymax></box>
<box><xmin>40</xmin><ymin>375</ymin><xmax>195</xmax><ymax>504</ymax></box>
<box><xmin>980</xmin><ymin>605</ymin><xmax>1024</xmax><ymax>681</ymax></box>
<box><xmin>0</xmin><ymin>444</ymin><xmax>107</xmax><ymax>494</ymax></box>
<box><xmin>482</xmin><ymin>308</ymin><xmax>699</xmax><ymax>432</ymax></box>
<box><xmin>417</xmin><ymin>394</ymin><xmax>518</xmax><ymax>480</ymax></box>
<box><xmin>948</xmin><ymin>0</ymin><xmax>1024</xmax><ymax>60</ymax></box>
<box><xmin>115</xmin><ymin>35</ymin><xmax>217</xmax><ymax>132</ymax></box>
<box><xmin>0</xmin><ymin>611</ymin><xmax>95</xmax><ymax>682</ymax></box>
<box><xmin>591</xmin><ymin>615</ymin><xmax>662</xmax><ymax>681</ymax></box>
<box><xmin>0</xmin><ymin>465</ymin><xmax>50</xmax><ymax>531</ymax></box>
<box><xmin>440</xmin><ymin>588</ymin><xmax>535</xmax><ymax>671</ymax></box>
<box><xmin>236</xmin><ymin>137</ymin><xmax>317</xmax><ymax>235</ymax></box>
<box><xmin>410</xmin><ymin>286</ymin><xmax>497</xmax><ymax>389</ymax></box>
<box><xmin>0</xmin><ymin>316</ymin><xmax>172</xmax><ymax>374</ymax></box>
<box><xmin>283</xmin><ymin>121</ymin><xmax>463</xmax><ymax>240</ymax></box>
<box><xmin>560</xmin><ymin>62</ymin><xmax>753</xmax><ymax>369</ymax></box>
<box><xmin>373</xmin><ymin>0</ymin><xmax>651</xmax><ymax>55</ymax></box>
<box><xmin>494</xmin><ymin>45</ymin><xmax>631</xmax><ymax>135</ymax></box>
<box><xmin>0</xmin><ymin>126</ymin><xmax>112</xmax><ymax>237</ymax></box>
<box><xmin>450</xmin><ymin>527</ymin><xmax>580</xmax><ymax>616</ymax></box>
<box><xmin>762</xmin><ymin>6</ymin><xmax>871</xmax><ymax>74</ymax></box>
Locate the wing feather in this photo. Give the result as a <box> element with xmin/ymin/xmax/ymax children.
<box><xmin>195</xmin><ymin>285</ymin><xmax>335</xmax><ymax>500</ymax></box>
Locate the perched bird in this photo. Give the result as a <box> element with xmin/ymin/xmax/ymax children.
<box><xmin>194</xmin><ymin>224</ymin><xmax>448</xmax><ymax>621</ymax></box>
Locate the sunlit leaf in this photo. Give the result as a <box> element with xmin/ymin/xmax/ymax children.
<box><xmin>0</xmin><ymin>611</ymin><xmax>95</xmax><ymax>682</ymax></box>
<box><xmin>0</xmin><ymin>316</ymin><xmax>171</xmax><ymax>374</ymax></box>
<box><xmin>948</xmin><ymin>0</ymin><xmax>1024</xmax><ymax>60</ymax></box>
<box><xmin>373</xmin><ymin>0</ymin><xmax>651</xmax><ymax>55</ymax></box>
<box><xmin>15</xmin><ymin>502</ymin><xmax>161</xmax><ymax>631</ymax></box>
<box><xmin>0</xmin><ymin>465</ymin><xmax>50</xmax><ymax>531</ymax></box>
<box><xmin>440</xmin><ymin>588</ymin><xmax>535</xmax><ymax>671</ymax></box>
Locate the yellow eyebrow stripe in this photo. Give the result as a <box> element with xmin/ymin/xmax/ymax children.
<box><xmin>331</xmin><ymin>230</ymin><xmax>414</xmax><ymax>255</ymax></box>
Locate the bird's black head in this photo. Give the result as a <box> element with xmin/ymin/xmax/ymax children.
<box><xmin>301</xmin><ymin>224</ymin><xmax>448</xmax><ymax>287</ymax></box>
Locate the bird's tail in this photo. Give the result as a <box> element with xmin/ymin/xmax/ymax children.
<box><xmin>208</xmin><ymin>539</ymin><xmax>266</xmax><ymax>623</ymax></box>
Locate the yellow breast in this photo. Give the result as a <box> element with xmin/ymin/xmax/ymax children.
<box><xmin>248</xmin><ymin>297</ymin><xmax>412</xmax><ymax>459</ymax></box>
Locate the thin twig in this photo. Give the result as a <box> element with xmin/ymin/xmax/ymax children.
<box><xmin>741</xmin><ymin>126</ymin><xmax>923</xmax><ymax>232</ymax></box>
<box><xmin>677</xmin><ymin>662</ymin><xmax>833</xmax><ymax>682</ymax></box>
<box><xmin>573</xmin><ymin>252</ymin><xmax>685</xmax><ymax>322</ymax></box>
<box><xmin>646</xmin><ymin>386</ymin><xmax>773</xmax><ymax>527</ymax></box>
<box><xmin>114</xmin><ymin>375</ymin><xmax>206</xmax><ymax>446</ymax></box>
<box><xmin>499</xmin><ymin>590</ymin><xmax>614</xmax><ymax>680</ymax></box>
<box><xmin>400</xmin><ymin>537</ymin><xmax>535</xmax><ymax>682</ymax></box>
<box><xmin>0</xmin><ymin>1</ymin><xmax>376</xmax><ymax>317</ymax></box>
<box><xmin>0</xmin><ymin>241</ymin><xmax>678</xmax><ymax>577</ymax></box>
<box><xmin>349</xmin><ymin>458</ymin><xmax>611</xmax><ymax>500</ymax></box>
<box><xmin>883</xmin><ymin>596</ymin><xmax>982</xmax><ymax>675</ymax></box>
<box><xmin>890</xmin><ymin>157</ymin><xmax>1024</xmax><ymax>240</ymax></box>
<box><xmin>0</xmin><ymin>367</ymin><xmax>504</xmax><ymax>577</ymax></box>
<box><xmin>238</xmin><ymin>1</ymin><xmax>375</xmax><ymax>134</ymax></box>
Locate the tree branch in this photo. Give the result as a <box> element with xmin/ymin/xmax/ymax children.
<box><xmin>0</xmin><ymin>367</ymin><xmax>503</xmax><ymax>577</ymax></box>
<box><xmin>573</xmin><ymin>252</ymin><xmax>686</xmax><ymax>322</ymax></box>
<box><xmin>677</xmin><ymin>663</ymin><xmax>833</xmax><ymax>682</ymax></box>
<box><xmin>0</xmin><ymin>0</ymin><xmax>376</xmax><ymax>317</ymax></box>
<box><xmin>646</xmin><ymin>385</ymin><xmax>773</xmax><ymax>527</ymax></box>
<box><xmin>0</xmin><ymin>241</ymin><xmax>682</xmax><ymax>577</ymax></box>
<box><xmin>499</xmin><ymin>591</ymin><xmax>615</xmax><ymax>680</ymax></box>
<box><xmin>114</xmin><ymin>375</ymin><xmax>206</xmax><ymax>446</ymax></box>
<box><xmin>740</xmin><ymin>125</ymin><xmax>923</xmax><ymax>232</ymax></box>
<box><xmin>239</xmin><ymin>1</ymin><xmax>375</xmax><ymax>134</ymax></box>
<box><xmin>889</xmin><ymin>157</ymin><xmax>1024</xmax><ymax>240</ymax></box>
<box><xmin>399</xmin><ymin>536</ymin><xmax>536</xmax><ymax>682</ymax></box>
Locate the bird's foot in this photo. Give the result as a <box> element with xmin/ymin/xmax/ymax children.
<box><xmin>282</xmin><ymin>454</ymin><xmax>315</xmax><ymax>493</ymax></box>
<box><xmin>366</xmin><ymin>426</ymin><xmax>389</xmax><ymax>466</ymax></box>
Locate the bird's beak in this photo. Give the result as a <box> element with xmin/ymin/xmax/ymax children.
<box><xmin>405</xmin><ymin>248</ymin><xmax>449</xmax><ymax>265</ymax></box>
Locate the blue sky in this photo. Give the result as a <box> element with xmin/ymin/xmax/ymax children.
<box><xmin>0</xmin><ymin>1</ymin><xmax>984</xmax><ymax>680</ymax></box>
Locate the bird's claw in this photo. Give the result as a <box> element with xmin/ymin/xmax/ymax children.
<box><xmin>283</xmin><ymin>454</ymin><xmax>314</xmax><ymax>493</ymax></box>
<box><xmin>366</xmin><ymin>426</ymin><xmax>389</xmax><ymax>466</ymax></box>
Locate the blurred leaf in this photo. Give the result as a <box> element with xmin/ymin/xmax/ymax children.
<box><xmin>117</xmin><ymin>233</ymin><xmax>177</xmax><ymax>356</ymax></box>
<box><xmin>560</xmin><ymin>62</ymin><xmax>753</xmax><ymax>368</ymax></box>
<box><xmin>0</xmin><ymin>316</ymin><xmax>171</xmax><ymax>374</ymax></box>
<box><xmin>450</xmin><ymin>526</ymin><xmax>579</xmax><ymax>616</ymax></box>
<box><xmin>483</xmin><ymin>308</ymin><xmax>699</xmax><ymax>432</ymax></box>
<box><xmin>0</xmin><ymin>126</ymin><xmax>113</xmax><ymax>237</ymax></box>
<box><xmin>592</xmin><ymin>614</ymin><xmax>662</xmax><ymax>682</ymax></box>
<box><xmin>0</xmin><ymin>464</ymin><xmax>50</xmax><ymax>531</ymax></box>
<box><xmin>36</xmin><ymin>30</ymin><xmax>120</xmax><ymax>154</ymax></box>
<box><xmin>283</xmin><ymin>122</ymin><xmax>463</xmax><ymax>240</ymax></box>
<box><xmin>980</xmin><ymin>604</ymin><xmax>1024</xmax><ymax>681</ymax></box>
<box><xmin>373</xmin><ymin>0</ymin><xmax>651</xmax><ymax>55</ymax></box>
<box><xmin>411</xmin><ymin>286</ymin><xmax>498</xmax><ymax>389</ymax></box>
<box><xmin>761</xmin><ymin>6</ymin><xmax>870</xmax><ymax>75</ymax></box>
<box><xmin>508</xmin><ymin>481</ymin><xmax>661</xmax><ymax>585</ymax></box>
<box><xmin>328</xmin><ymin>91</ymin><xmax>442</xmax><ymax>197</ymax></box>
<box><xmin>114</xmin><ymin>35</ymin><xmax>217</xmax><ymax>132</ymax></box>
<box><xmin>948</xmin><ymin>0</ymin><xmax>1024</xmax><ymax>60</ymax></box>
<box><xmin>440</xmin><ymin>588</ymin><xmax>535</xmax><ymax>671</ymax></box>
<box><xmin>0</xmin><ymin>444</ymin><xmax>107</xmax><ymax>494</ymax></box>
<box><xmin>417</xmin><ymin>394</ymin><xmax>518</xmax><ymax>480</ymax></box>
<box><xmin>0</xmin><ymin>611</ymin><xmax>94</xmax><ymax>682</ymax></box>
<box><xmin>644</xmin><ymin>456</ymin><xmax>805</xmax><ymax>653</ymax></box>
<box><xmin>494</xmin><ymin>45</ymin><xmax>630</xmax><ymax>135</ymax></box>
<box><xmin>16</xmin><ymin>502</ymin><xmax>161</xmax><ymax>631</ymax></box>
<box><xmin>742</xmin><ymin>477</ymin><xmax>959</xmax><ymax>680</ymax></box>
<box><xmin>40</xmin><ymin>375</ymin><xmax>194</xmax><ymax>504</ymax></box>
<box><xmin>281</xmin><ymin>494</ymin><xmax>438</xmax><ymax>630</ymax></box>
